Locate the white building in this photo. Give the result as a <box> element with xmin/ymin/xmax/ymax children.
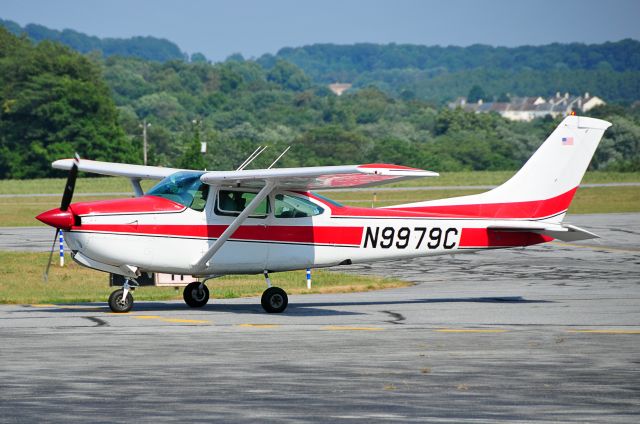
<box><xmin>449</xmin><ymin>93</ymin><xmax>606</xmax><ymax>122</ymax></box>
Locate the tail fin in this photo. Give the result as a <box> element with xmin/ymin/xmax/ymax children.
<box><xmin>393</xmin><ymin>116</ymin><xmax>611</xmax><ymax>222</ymax></box>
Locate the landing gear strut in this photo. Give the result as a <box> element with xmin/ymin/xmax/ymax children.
<box><xmin>261</xmin><ymin>271</ymin><xmax>288</xmax><ymax>313</ymax></box>
<box><xmin>183</xmin><ymin>282</ymin><xmax>209</xmax><ymax>307</ymax></box>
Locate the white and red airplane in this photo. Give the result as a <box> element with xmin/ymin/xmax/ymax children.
<box><xmin>37</xmin><ymin>116</ymin><xmax>610</xmax><ymax>313</ymax></box>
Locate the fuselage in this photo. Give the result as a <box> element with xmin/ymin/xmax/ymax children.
<box><xmin>50</xmin><ymin>185</ymin><xmax>551</xmax><ymax>277</ymax></box>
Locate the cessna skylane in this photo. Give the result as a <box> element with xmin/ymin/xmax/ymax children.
<box><xmin>36</xmin><ymin>116</ymin><xmax>611</xmax><ymax>313</ymax></box>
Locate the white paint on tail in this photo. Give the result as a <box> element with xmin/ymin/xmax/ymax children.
<box><xmin>392</xmin><ymin>116</ymin><xmax>611</xmax><ymax>223</ymax></box>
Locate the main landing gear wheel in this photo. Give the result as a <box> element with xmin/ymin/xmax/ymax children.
<box><xmin>261</xmin><ymin>287</ymin><xmax>288</xmax><ymax>313</ymax></box>
<box><xmin>183</xmin><ymin>282</ymin><xmax>210</xmax><ymax>308</ymax></box>
<box><xmin>108</xmin><ymin>289</ymin><xmax>133</xmax><ymax>313</ymax></box>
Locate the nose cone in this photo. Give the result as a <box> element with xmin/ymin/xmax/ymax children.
<box><xmin>36</xmin><ymin>208</ymin><xmax>75</xmax><ymax>230</ymax></box>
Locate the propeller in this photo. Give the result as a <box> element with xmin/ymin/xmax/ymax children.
<box><xmin>43</xmin><ymin>154</ymin><xmax>79</xmax><ymax>282</ymax></box>
<box><xmin>60</xmin><ymin>154</ymin><xmax>79</xmax><ymax>211</ymax></box>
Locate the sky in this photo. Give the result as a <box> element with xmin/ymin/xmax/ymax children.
<box><xmin>2</xmin><ymin>0</ymin><xmax>639</xmax><ymax>62</ymax></box>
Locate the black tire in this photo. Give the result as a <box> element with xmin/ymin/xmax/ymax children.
<box><xmin>108</xmin><ymin>289</ymin><xmax>134</xmax><ymax>313</ymax></box>
<box><xmin>183</xmin><ymin>282</ymin><xmax>209</xmax><ymax>307</ymax></box>
<box><xmin>261</xmin><ymin>287</ymin><xmax>288</xmax><ymax>313</ymax></box>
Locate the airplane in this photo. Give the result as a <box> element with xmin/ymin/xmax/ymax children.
<box><xmin>36</xmin><ymin>115</ymin><xmax>611</xmax><ymax>313</ymax></box>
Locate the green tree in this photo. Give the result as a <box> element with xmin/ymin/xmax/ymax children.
<box><xmin>179</xmin><ymin>121</ymin><xmax>207</xmax><ymax>170</ymax></box>
<box><xmin>267</xmin><ymin>60</ymin><xmax>311</xmax><ymax>91</ymax></box>
<box><xmin>467</xmin><ymin>85</ymin><xmax>486</xmax><ymax>103</ymax></box>
<box><xmin>0</xmin><ymin>28</ymin><xmax>135</xmax><ymax>178</ymax></box>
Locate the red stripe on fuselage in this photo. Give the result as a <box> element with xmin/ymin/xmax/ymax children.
<box><xmin>459</xmin><ymin>228</ymin><xmax>553</xmax><ymax>248</ymax></box>
<box><xmin>392</xmin><ymin>188</ymin><xmax>577</xmax><ymax>220</ymax></box>
<box><xmin>74</xmin><ymin>224</ymin><xmax>364</xmax><ymax>246</ymax></box>
<box><xmin>309</xmin><ymin>188</ymin><xmax>577</xmax><ymax>220</ymax></box>
<box><xmin>72</xmin><ymin>223</ymin><xmax>552</xmax><ymax>249</ymax></box>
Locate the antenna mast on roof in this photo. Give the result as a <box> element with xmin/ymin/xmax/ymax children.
<box><xmin>236</xmin><ymin>146</ymin><xmax>268</xmax><ymax>171</ymax></box>
<box><xmin>268</xmin><ymin>146</ymin><xmax>291</xmax><ymax>169</ymax></box>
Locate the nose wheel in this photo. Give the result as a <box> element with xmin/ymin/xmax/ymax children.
<box><xmin>108</xmin><ymin>288</ymin><xmax>133</xmax><ymax>313</ymax></box>
<box><xmin>261</xmin><ymin>287</ymin><xmax>288</xmax><ymax>313</ymax></box>
<box><xmin>183</xmin><ymin>282</ymin><xmax>210</xmax><ymax>307</ymax></box>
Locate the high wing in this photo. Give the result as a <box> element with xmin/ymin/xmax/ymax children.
<box><xmin>193</xmin><ymin>163</ymin><xmax>436</xmax><ymax>271</ymax></box>
<box><xmin>52</xmin><ymin>159</ymin><xmax>185</xmax><ymax>180</ymax></box>
<box><xmin>200</xmin><ymin>164</ymin><xmax>438</xmax><ymax>190</ymax></box>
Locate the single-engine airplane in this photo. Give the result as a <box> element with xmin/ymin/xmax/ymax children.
<box><xmin>36</xmin><ymin>116</ymin><xmax>610</xmax><ymax>313</ymax></box>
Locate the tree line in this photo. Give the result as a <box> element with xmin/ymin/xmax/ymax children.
<box><xmin>0</xmin><ymin>27</ymin><xmax>638</xmax><ymax>179</ymax></box>
<box><xmin>262</xmin><ymin>41</ymin><xmax>640</xmax><ymax>103</ymax></box>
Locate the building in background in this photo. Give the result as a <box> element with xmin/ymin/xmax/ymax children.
<box><xmin>328</xmin><ymin>83</ymin><xmax>352</xmax><ymax>96</ymax></box>
<box><xmin>449</xmin><ymin>93</ymin><xmax>606</xmax><ymax>121</ymax></box>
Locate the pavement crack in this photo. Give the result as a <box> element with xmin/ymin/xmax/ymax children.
<box><xmin>381</xmin><ymin>310</ymin><xmax>406</xmax><ymax>324</ymax></box>
<box><xmin>84</xmin><ymin>316</ymin><xmax>108</xmax><ymax>327</ymax></box>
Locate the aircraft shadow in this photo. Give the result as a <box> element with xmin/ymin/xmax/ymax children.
<box><xmin>290</xmin><ymin>296</ymin><xmax>552</xmax><ymax>309</ymax></box>
<box><xmin>23</xmin><ymin>296</ymin><xmax>551</xmax><ymax>317</ymax></box>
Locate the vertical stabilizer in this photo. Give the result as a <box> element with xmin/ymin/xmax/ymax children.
<box><xmin>392</xmin><ymin>116</ymin><xmax>611</xmax><ymax>222</ymax></box>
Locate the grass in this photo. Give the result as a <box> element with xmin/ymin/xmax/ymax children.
<box><xmin>566</xmin><ymin>186</ymin><xmax>640</xmax><ymax>214</ymax></box>
<box><xmin>0</xmin><ymin>251</ymin><xmax>409</xmax><ymax>304</ymax></box>
<box><xmin>379</xmin><ymin>171</ymin><xmax>640</xmax><ymax>188</ymax></box>
<box><xmin>0</xmin><ymin>176</ymin><xmax>156</xmax><ymax>195</ymax></box>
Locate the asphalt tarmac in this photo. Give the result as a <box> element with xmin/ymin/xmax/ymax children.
<box><xmin>1</xmin><ymin>213</ymin><xmax>639</xmax><ymax>423</ymax></box>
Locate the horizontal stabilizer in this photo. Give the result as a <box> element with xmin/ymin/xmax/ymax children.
<box><xmin>488</xmin><ymin>223</ymin><xmax>599</xmax><ymax>242</ymax></box>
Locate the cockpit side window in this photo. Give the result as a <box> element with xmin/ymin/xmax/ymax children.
<box><xmin>146</xmin><ymin>171</ymin><xmax>209</xmax><ymax>211</ymax></box>
<box><xmin>215</xmin><ymin>190</ymin><xmax>270</xmax><ymax>218</ymax></box>
<box><xmin>274</xmin><ymin>194</ymin><xmax>324</xmax><ymax>218</ymax></box>
<box><xmin>189</xmin><ymin>184</ymin><xmax>209</xmax><ymax>211</ymax></box>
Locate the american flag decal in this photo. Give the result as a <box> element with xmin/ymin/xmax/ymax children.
<box><xmin>562</xmin><ymin>136</ymin><xmax>574</xmax><ymax>145</ymax></box>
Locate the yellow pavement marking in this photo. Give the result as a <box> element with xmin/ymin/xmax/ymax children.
<box><xmin>567</xmin><ymin>329</ymin><xmax>640</xmax><ymax>334</ymax></box>
<box><xmin>435</xmin><ymin>328</ymin><xmax>507</xmax><ymax>333</ymax></box>
<box><xmin>237</xmin><ymin>324</ymin><xmax>280</xmax><ymax>329</ymax></box>
<box><xmin>30</xmin><ymin>304</ymin><xmax>57</xmax><ymax>308</ymax></box>
<box><xmin>160</xmin><ymin>318</ymin><xmax>210</xmax><ymax>324</ymax></box>
<box><xmin>322</xmin><ymin>325</ymin><xmax>384</xmax><ymax>331</ymax></box>
<box><xmin>131</xmin><ymin>315</ymin><xmax>162</xmax><ymax>320</ymax></box>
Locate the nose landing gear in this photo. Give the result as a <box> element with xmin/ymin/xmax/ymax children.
<box><xmin>108</xmin><ymin>279</ymin><xmax>136</xmax><ymax>313</ymax></box>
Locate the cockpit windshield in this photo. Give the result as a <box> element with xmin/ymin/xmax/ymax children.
<box><xmin>147</xmin><ymin>171</ymin><xmax>209</xmax><ymax>211</ymax></box>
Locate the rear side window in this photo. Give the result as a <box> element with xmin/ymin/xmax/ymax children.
<box><xmin>216</xmin><ymin>190</ymin><xmax>270</xmax><ymax>218</ymax></box>
<box><xmin>274</xmin><ymin>194</ymin><xmax>324</xmax><ymax>218</ymax></box>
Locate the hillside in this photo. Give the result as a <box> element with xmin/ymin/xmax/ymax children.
<box><xmin>0</xmin><ymin>26</ymin><xmax>638</xmax><ymax>179</ymax></box>
<box><xmin>0</xmin><ymin>18</ymin><xmax>187</xmax><ymax>62</ymax></box>
<box><xmin>260</xmin><ymin>41</ymin><xmax>640</xmax><ymax>103</ymax></box>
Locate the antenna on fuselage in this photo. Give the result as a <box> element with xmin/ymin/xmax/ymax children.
<box><xmin>268</xmin><ymin>146</ymin><xmax>291</xmax><ymax>169</ymax></box>
<box><xmin>236</xmin><ymin>145</ymin><xmax>268</xmax><ymax>171</ymax></box>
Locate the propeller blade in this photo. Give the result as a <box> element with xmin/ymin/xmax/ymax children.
<box><xmin>43</xmin><ymin>229</ymin><xmax>60</xmax><ymax>282</ymax></box>
<box><xmin>60</xmin><ymin>154</ymin><xmax>80</xmax><ymax>211</ymax></box>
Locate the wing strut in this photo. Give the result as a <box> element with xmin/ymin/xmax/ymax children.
<box><xmin>130</xmin><ymin>178</ymin><xmax>144</xmax><ymax>197</ymax></box>
<box><xmin>191</xmin><ymin>180</ymin><xmax>276</xmax><ymax>272</ymax></box>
